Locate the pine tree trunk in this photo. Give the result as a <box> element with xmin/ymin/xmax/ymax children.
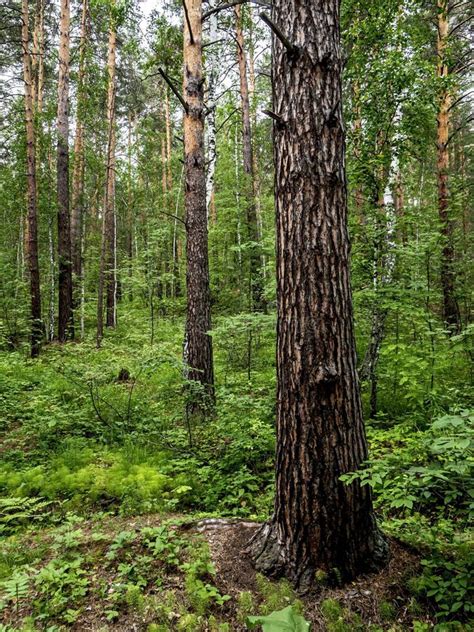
<box><xmin>235</xmin><ymin>5</ymin><xmax>263</xmax><ymax>310</ymax></box>
<box><xmin>21</xmin><ymin>0</ymin><xmax>42</xmax><ymax>357</ymax></box>
<box><xmin>183</xmin><ymin>0</ymin><xmax>214</xmax><ymax>401</ymax></box>
<box><xmin>57</xmin><ymin>0</ymin><xmax>73</xmax><ymax>341</ymax></box>
<box><xmin>437</xmin><ymin>0</ymin><xmax>461</xmax><ymax>333</ymax></box>
<box><xmin>251</xmin><ymin>0</ymin><xmax>387</xmax><ymax>586</ymax></box>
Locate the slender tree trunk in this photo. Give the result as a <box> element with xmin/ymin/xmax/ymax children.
<box><xmin>57</xmin><ymin>0</ymin><xmax>73</xmax><ymax>341</ymax></box>
<box><xmin>352</xmin><ymin>81</ymin><xmax>365</xmax><ymax>223</ymax></box>
<box><xmin>251</xmin><ymin>0</ymin><xmax>387</xmax><ymax>586</ymax></box>
<box><xmin>105</xmin><ymin>20</ymin><xmax>117</xmax><ymax>329</ymax></box>
<box><xmin>71</xmin><ymin>0</ymin><xmax>88</xmax><ymax>313</ymax></box>
<box><xmin>183</xmin><ymin>0</ymin><xmax>214</xmax><ymax>401</ymax></box>
<box><xmin>97</xmin><ymin>12</ymin><xmax>117</xmax><ymax>343</ymax></box>
<box><xmin>205</xmin><ymin>3</ymin><xmax>218</xmax><ymax>219</ymax></box>
<box><xmin>21</xmin><ymin>0</ymin><xmax>42</xmax><ymax>357</ymax></box>
<box><xmin>235</xmin><ymin>4</ymin><xmax>263</xmax><ymax>310</ymax></box>
<box><xmin>104</xmin><ymin>14</ymin><xmax>117</xmax><ymax>330</ymax></box>
<box><xmin>359</xmin><ymin>115</ymin><xmax>400</xmax><ymax>418</ymax></box>
<box><xmin>437</xmin><ymin>0</ymin><xmax>461</xmax><ymax>333</ymax></box>
<box><xmin>165</xmin><ymin>92</ymin><xmax>173</xmax><ymax>191</ymax></box>
<box><xmin>248</xmin><ymin>9</ymin><xmax>266</xmax><ymax>279</ymax></box>
<box><xmin>126</xmin><ymin>112</ymin><xmax>134</xmax><ymax>298</ymax></box>
<box><xmin>48</xmin><ymin>216</ymin><xmax>55</xmax><ymax>341</ymax></box>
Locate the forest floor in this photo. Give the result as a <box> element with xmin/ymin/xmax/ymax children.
<box><xmin>0</xmin><ymin>511</ymin><xmax>430</xmax><ymax>632</ymax></box>
<box><xmin>0</xmin><ymin>309</ymin><xmax>472</xmax><ymax>630</ymax></box>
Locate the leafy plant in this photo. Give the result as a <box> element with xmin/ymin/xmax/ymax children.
<box><xmin>247</xmin><ymin>605</ymin><xmax>311</xmax><ymax>631</ymax></box>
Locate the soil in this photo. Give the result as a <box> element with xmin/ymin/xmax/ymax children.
<box><xmin>198</xmin><ymin>518</ymin><xmax>431</xmax><ymax>630</ymax></box>
<box><xmin>1</xmin><ymin>516</ymin><xmax>434</xmax><ymax>631</ymax></box>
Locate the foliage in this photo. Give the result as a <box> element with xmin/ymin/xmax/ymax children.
<box><xmin>247</xmin><ymin>605</ymin><xmax>311</xmax><ymax>632</ymax></box>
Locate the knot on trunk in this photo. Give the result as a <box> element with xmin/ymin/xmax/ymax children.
<box><xmin>312</xmin><ymin>363</ymin><xmax>339</xmax><ymax>385</ymax></box>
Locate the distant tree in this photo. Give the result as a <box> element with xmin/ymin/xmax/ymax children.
<box><xmin>21</xmin><ymin>0</ymin><xmax>42</xmax><ymax>357</ymax></box>
<box><xmin>56</xmin><ymin>0</ymin><xmax>74</xmax><ymax>341</ymax></box>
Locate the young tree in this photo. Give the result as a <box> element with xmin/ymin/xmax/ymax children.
<box><xmin>251</xmin><ymin>0</ymin><xmax>387</xmax><ymax>585</ymax></box>
<box><xmin>182</xmin><ymin>0</ymin><xmax>214</xmax><ymax>399</ymax></box>
<box><xmin>57</xmin><ymin>0</ymin><xmax>74</xmax><ymax>341</ymax></box>
<box><xmin>21</xmin><ymin>0</ymin><xmax>42</xmax><ymax>357</ymax></box>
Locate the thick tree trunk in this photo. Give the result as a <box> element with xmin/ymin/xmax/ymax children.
<box><xmin>22</xmin><ymin>0</ymin><xmax>42</xmax><ymax>357</ymax></box>
<box><xmin>183</xmin><ymin>0</ymin><xmax>214</xmax><ymax>401</ymax></box>
<box><xmin>437</xmin><ymin>0</ymin><xmax>461</xmax><ymax>333</ymax></box>
<box><xmin>251</xmin><ymin>0</ymin><xmax>387</xmax><ymax>587</ymax></box>
<box><xmin>71</xmin><ymin>0</ymin><xmax>88</xmax><ymax>310</ymax></box>
<box><xmin>235</xmin><ymin>5</ymin><xmax>263</xmax><ymax>310</ymax></box>
<box><xmin>57</xmin><ymin>0</ymin><xmax>73</xmax><ymax>341</ymax></box>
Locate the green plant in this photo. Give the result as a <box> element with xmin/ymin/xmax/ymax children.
<box><xmin>379</xmin><ymin>600</ymin><xmax>396</xmax><ymax>621</ymax></box>
<box><xmin>33</xmin><ymin>557</ymin><xmax>89</xmax><ymax>621</ymax></box>
<box><xmin>0</xmin><ymin>568</ymin><xmax>31</xmax><ymax>614</ymax></box>
<box><xmin>247</xmin><ymin>605</ymin><xmax>311</xmax><ymax>631</ymax></box>
<box><xmin>256</xmin><ymin>574</ymin><xmax>297</xmax><ymax>615</ymax></box>
<box><xmin>237</xmin><ymin>590</ymin><xmax>256</xmax><ymax>622</ymax></box>
<box><xmin>0</xmin><ymin>497</ymin><xmax>53</xmax><ymax>535</ymax></box>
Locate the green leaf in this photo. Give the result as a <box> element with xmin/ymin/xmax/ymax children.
<box><xmin>247</xmin><ymin>605</ymin><xmax>311</xmax><ymax>631</ymax></box>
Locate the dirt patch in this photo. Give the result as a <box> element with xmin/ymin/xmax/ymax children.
<box><xmin>198</xmin><ymin>519</ymin><xmax>430</xmax><ymax>630</ymax></box>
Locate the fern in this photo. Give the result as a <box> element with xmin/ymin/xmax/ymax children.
<box><xmin>0</xmin><ymin>568</ymin><xmax>31</xmax><ymax>613</ymax></box>
<box><xmin>0</xmin><ymin>497</ymin><xmax>52</xmax><ymax>534</ymax></box>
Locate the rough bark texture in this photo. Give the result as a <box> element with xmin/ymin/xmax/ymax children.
<box><xmin>436</xmin><ymin>0</ymin><xmax>461</xmax><ymax>333</ymax></box>
<box><xmin>235</xmin><ymin>5</ymin><xmax>263</xmax><ymax>310</ymax></box>
<box><xmin>56</xmin><ymin>0</ymin><xmax>73</xmax><ymax>341</ymax></box>
<box><xmin>183</xmin><ymin>0</ymin><xmax>214</xmax><ymax>398</ymax></box>
<box><xmin>22</xmin><ymin>0</ymin><xmax>42</xmax><ymax>357</ymax></box>
<box><xmin>251</xmin><ymin>0</ymin><xmax>387</xmax><ymax>587</ymax></box>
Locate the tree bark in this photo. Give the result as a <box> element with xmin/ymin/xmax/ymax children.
<box><xmin>57</xmin><ymin>0</ymin><xmax>74</xmax><ymax>341</ymax></box>
<box><xmin>235</xmin><ymin>4</ymin><xmax>263</xmax><ymax>310</ymax></box>
<box><xmin>437</xmin><ymin>0</ymin><xmax>461</xmax><ymax>333</ymax></box>
<box><xmin>183</xmin><ymin>0</ymin><xmax>214</xmax><ymax>402</ymax></box>
<box><xmin>251</xmin><ymin>0</ymin><xmax>387</xmax><ymax>587</ymax></box>
<box><xmin>21</xmin><ymin>0</ymin><xmax>42</xmax><ymax>357</ymax></box>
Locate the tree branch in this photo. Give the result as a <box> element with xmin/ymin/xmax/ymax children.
<box><xmin>262</xmin><ymin>109</ymin><xmax>285</xmax><ymax>127</ymax></box>
<box><xmin>447</xmin><ymin>91</ymin><xmax>473</xmax><ymax>111</ymax></box>
<box><xmin>449</xmin><ymin>15</ymin><xmax>473</xmax><ymax>37</ymax></box>
<box><xmin>446</xmin><ymin>115</ymin><xmax>474</xmax><ymax>147</ymax></box>
<box><xmin>182</xmin><ymin>0</ymin><xmax>194</xmax><ymax>45</ymax></box>
<box><xmin>158</xmin><ymin>68</ymin><xmax>188</xmax><ymax>113</ymax></box>
<box><xmin>259</xmin><ymin>12</ymin><xmax>298</xmax><ymax>55</ymax></box>
<box><xmin>202</xmin><ymin>0</ymin><xmax>272</xmax><ymax>21</ymax></box>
